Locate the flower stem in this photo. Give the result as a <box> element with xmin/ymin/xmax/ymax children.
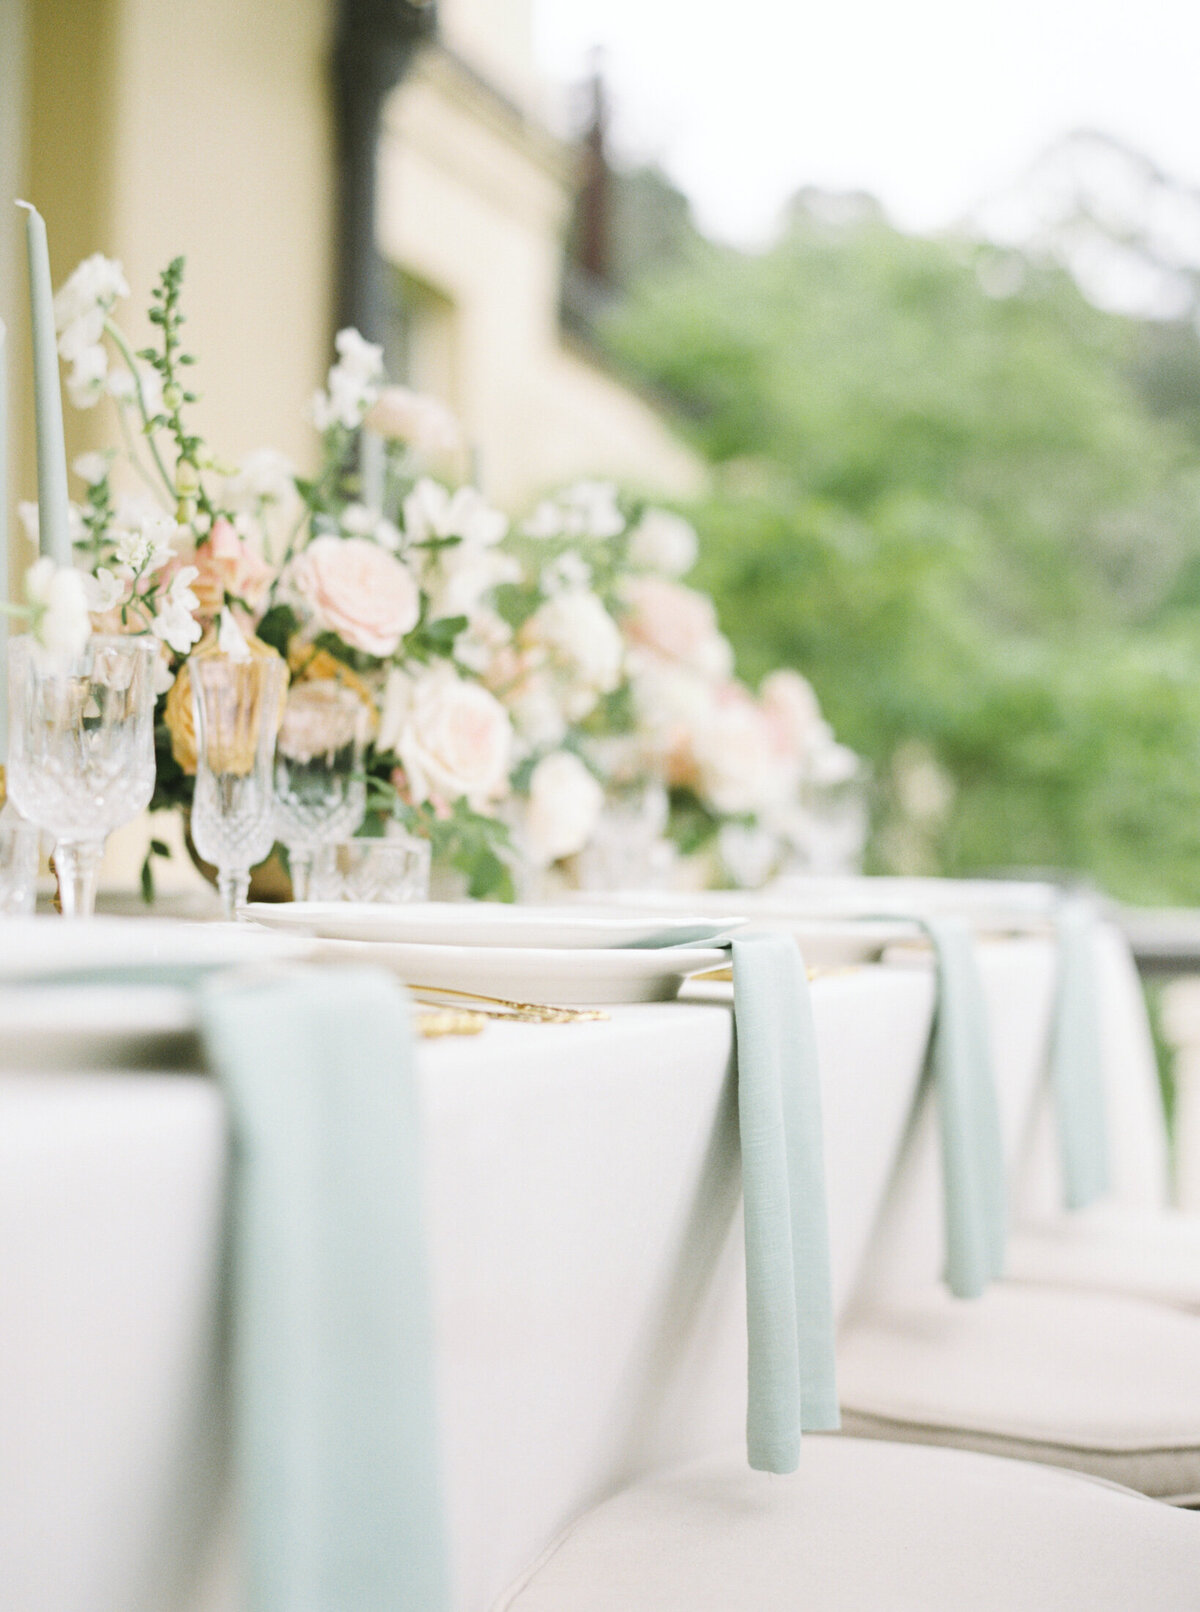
<box><xmin>104</xmin><ymin>317</ymin><xmax>177</xmax><ymax>501</ymax></box>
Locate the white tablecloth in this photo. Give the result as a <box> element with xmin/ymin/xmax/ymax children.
<box><xmin>0</xmin><ymin>938</ymin><xmax>1084</xmax><ymax>1611</ymax></box>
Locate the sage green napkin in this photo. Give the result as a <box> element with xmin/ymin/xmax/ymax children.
<box><xmin>199</xmin><ymin>967</ymin><xmax>449</xmax><ymax>1612</ymax></box>
<box><xmin>914</xmin><ymin>917</ymin><xmax>1007</xmax><ymax>1300</ymax></box>
<box><xmin>1049</xmin><ymin>897</ymin><xmax>1109</xmax><ymax>1210</ymax></box>
<box><xmin>729</xmin><ymin>931</ymin><xmax>840</xmax><ymax>1474</ymax></box>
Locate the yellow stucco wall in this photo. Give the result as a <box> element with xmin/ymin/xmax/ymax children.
<box><xmin>15</xmin><ymin>0</ymin><xmax>335</xmax><ymax>500</ymax></box>
<box><xmin>379</xmin><ymin>45</ymin><xmax>705</xmax><ymax>511</ymax></box>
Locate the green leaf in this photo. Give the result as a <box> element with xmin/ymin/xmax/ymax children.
<box><xmin>255</xmin><ymin>603</ymin><xmax>299</xmax><ymax>657</ymax></box>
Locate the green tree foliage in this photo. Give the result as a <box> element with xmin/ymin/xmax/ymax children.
<box><xmin>602</xmin><ymin>197</ymin><xmax>1200</xmax><ymax>900</ymax></box>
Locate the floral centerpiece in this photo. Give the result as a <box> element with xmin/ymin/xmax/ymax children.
<box><xmin>41</xmin><ymin>253</ymin><xmax>519</xmax><ymax>897</ymax></box>
<box><xmin>27</xmin><ymin>246</ymin><xmax>864</xmax><ymax>900</ymax></box>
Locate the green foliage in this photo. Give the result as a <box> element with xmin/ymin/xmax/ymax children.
<box><xmin>603</xmin><ymin>202</ymin><xmax>1200</xmax><ymax>900</ymax></box>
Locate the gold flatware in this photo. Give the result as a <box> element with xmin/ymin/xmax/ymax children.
<box><xmin>410</xmin><ymin>984</ymin><xmax>610</xmax><ymax>1025</ymax></box>
<box><xmin>416</xmin><ymin>1008</ymin><xmax>486</xmax><ymax>1038</ymax></box>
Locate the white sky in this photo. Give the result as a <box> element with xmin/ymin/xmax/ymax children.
<box><xmin>532</xmin><ymin>0</ymin><xmax>1200</xmax><ymax>245</ymax></box>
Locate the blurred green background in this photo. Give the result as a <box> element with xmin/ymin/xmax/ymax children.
<box><xmin>589</xmin><ymin>145</ymin><xmax>1200</xmax><ymax>902</ymax></box>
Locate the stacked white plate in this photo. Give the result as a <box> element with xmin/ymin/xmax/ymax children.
<box><xmin>246</xmin><ymin>902</ymin><xmax>738</xmax><ymax>1006</ymax></box>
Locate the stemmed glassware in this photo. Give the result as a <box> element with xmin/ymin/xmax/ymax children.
<box><xmin>189</xmin><ymin>653</ymin><xmax>287</xmax><ymax>920</ymax></box>
<box><xmin>6</xmin><ymin>633</ymin><xmax>159</xmax><ymax>918</ymax></box>
<box><xmin>272</xmin><ymin>681</ymin><xmax>367</xmax><ymax>901</ymax></box>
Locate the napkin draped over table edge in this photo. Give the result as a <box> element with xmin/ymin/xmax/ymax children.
<box><xmin>728</xmin><ymin>931</ymin><xmax>840</xmax><ymax>1473</ymax></box>
<box><xmin>198</xmin><ymin>967</ymin><xmax>450</xmax><ymax>1612</ymax></box>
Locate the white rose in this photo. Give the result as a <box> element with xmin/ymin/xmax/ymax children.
<box><xmin>525</xmin><ymin>750</ymin><xmax>605</xmax><ymax>865</ymax></box>
<box><xmin>519</xmin><ymin>589</ymin><xmax>624</xmax><ymax>720</ymax></box>
<box><xmin>397</xmin><ymin>662</ymin><xmax>513</xmax><ymax>810</ymax></box>
<box><xmin>627</xmin><ymin>509</ymin><xmax>699</xmax><ymax>576</ymax></box>
<box><xmin>506</xmin><ymin>674</ymin><xmax>569</xmax><ymax>753</ymax></box>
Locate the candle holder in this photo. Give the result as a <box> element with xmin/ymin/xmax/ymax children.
<box><xmin>189</xmin><ymin>653</ymin><xmax>287</xmax><ymax>920</ymax></box>
<box><xmin>6</xmin><ymin>634</ymin><xmax>158</xmax><ymax>918</ymax></box>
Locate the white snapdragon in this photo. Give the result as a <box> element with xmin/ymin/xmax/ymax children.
<box><xmin>110</xmin><ymin>497</ymin><xmax>179</xmax><ymax>575</ymax></box>
<box><xmin>223</xmin><ymin>448</ymin><xmax>297</xmax><ymax>516</ymax></box>
<box><xmin>53</xmin><ymin>254</ymin><xmax>130</xmax><ymax>333</ymax></box>
<box><xmin>107</xmin><ymin>359</ymin><xmax>164</xmax><ymax>419</ymax></box>
<box><xmin>64</xmin><ymin>342</ymin><xmax>109</xmax><ymax>409</ymax></box>
<box><xmin>403</xmin><ymin>478</ymin><xmax>516</xmax><ymax>621</ymax></box>
<box><xmin>627</xmin><ymin>509</ymin><xmax>699</xmax><ymax>577</ymax></box>
<box><xmin>54</xmin><ymin>254</ymin><xmax>129</xmax><ymax>412</ymax></box>
<box><xmin>403</xmin><ymin>478</ymin><xmax>508</xmax><ymax>548</ymax></box>
<box><xmin>72</xmin><ymin>451</ymin><xmax>112</xmax><ymax>487</ymax></box>
<box><xmin>539</xmin><ymin>550</ymin><xmax>592</xmax><ymax>596</ymax></box>
<box><xmin>151</xmin><ymin>566</ymin><xmax>202</xmax><ymax>654</ymax></box>
<box><xmin>24</xmin><ymin>558</ymin><xmax>91</xmax><ymax>662</ymax></box>
<box><xmin>311</xmin><ymin>327</ymin><xmax>384</xmax><ymax>431</ymax></box>
<box><xmin>523</xmin><ymin>481</ymin><xmax>625</xmax><ymax>542</ymax></box>
<box><xmin>80</xmin><ymin>566</ymin><xmax>125</xmax><ymax>614</ymax></box>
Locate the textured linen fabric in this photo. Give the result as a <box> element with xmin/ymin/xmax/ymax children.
<box><xmin>730</xmin><ymin>933</ymin><xmax>839</xmax><ymax>1472</ymax></box>
<box><xmin>495</xmin><ymin>1438</ymin><xmax>1200</xmax><ymax>1612</ymax></box>
<box><xmin>910</xmin><ymin>917</ymin><xmax>1007</xmax><ymax>1298</ymax></box>
<box><xmin>839</xmin><ymin>1284</ymin><xmax>1200</xmax><ymax>1500</ymax></box>
<box><xmin>1047</xmin><ymin>897</ymin><xmax>1110</xmax><ymax>1209</ymax></box>
<box><xmin>199</xmin><ymin>968</ymin><xmax>449</xmax><ymax>1612</ymax></box>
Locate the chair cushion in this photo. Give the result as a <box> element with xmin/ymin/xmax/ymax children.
<box><xmin>839</xmin><ymin>1285</ymin><xmax>1200</xmax><ymax>1500</ymax></box>
<box><xmin>1006</xmin><ymin>1206</ymin><xmax>1200</xmax><ymax>1310</ymax></box>
<box><xmin>496</xmin><ymin>1438</ymin><xmax>1200</xmax><ymax>1611</ymax></box>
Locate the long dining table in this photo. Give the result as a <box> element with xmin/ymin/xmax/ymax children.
<box><xmin>0</xmin><ymin>919</ymin><xmax>1163</xmax><ymax>1611</ymax></box>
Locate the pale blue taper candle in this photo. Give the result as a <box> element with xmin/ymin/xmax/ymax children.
<box><xmin>16</xmin><ymin>201</ymin><xmax>72</xmax><ymax>566</ymax></box>
<box><xmin>0</xmin><ymin>317</ymin><xmax>7</xmax><ymax>761</ymax></box>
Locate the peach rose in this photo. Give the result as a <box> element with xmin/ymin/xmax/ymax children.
<box><xmin>289</xmin><ymin>535</ymin><xmax>420</xmax><ymax>658</ymax></box>
<box><xmin>186</xmin><ymin>516</ymin><xmax>274</xmax><ymax>622</ymax></box>
<box><xmin>620</xmin><ymin>575</ymin><xmax>733</xmax><ymax>678</ymax></box>
<box><xmin>393</xmin><ymin>662</ymin><xmax>512</xmax><ymax>811</ymax></box>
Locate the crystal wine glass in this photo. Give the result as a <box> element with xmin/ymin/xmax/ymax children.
<box><xmin>189</xmin><ymin>653</ymin><xmax>287</xmax><ymax>920</ymax></box>
<box><xmin>272</xmin><ymin>681</ymin><xmax>367</xmax><ymax>901</ymax></box>
<box><xmin>6</xmin><ymin>633</ymin><xmax>158</xmax><ymax>918</ymax></box>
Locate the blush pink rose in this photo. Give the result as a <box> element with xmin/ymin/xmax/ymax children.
<box><xmin>290</xmin><ymin>535</ymin><xmax>420</xmax><ymax>657</ymax></box>
<box><xmin>620</xmin><ymin>575</ymin><xmax>733</xmax><ymax>677</ymax></box>
<box><xmin>186</xmin><ymin>516</ymin><xmax>275</xmax><ymax>623</ymax></box>
<box><xmin>396</xmin><ymin>662</ymin><xmax>513</xmax><ymax>810</ymax></box>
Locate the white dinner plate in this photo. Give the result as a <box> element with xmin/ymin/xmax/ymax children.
<box><xmin>0</xmin><ymin>916</ymin><xmax>317</xmax><ymax>982</ymax></box>
<box><xmin>245</xmin><ymin>900</ymin><xmax>742</xmax><ymax>951</ymax></box>
<box><xmin>566</xmin><ymin>896</ymin><xmax>919</xmax><ymax>966</ymax></box>
<box><xmin>306</xmin><ymin>938</ymin><xmax>730</xmax><ymax>1006</ymax></box>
